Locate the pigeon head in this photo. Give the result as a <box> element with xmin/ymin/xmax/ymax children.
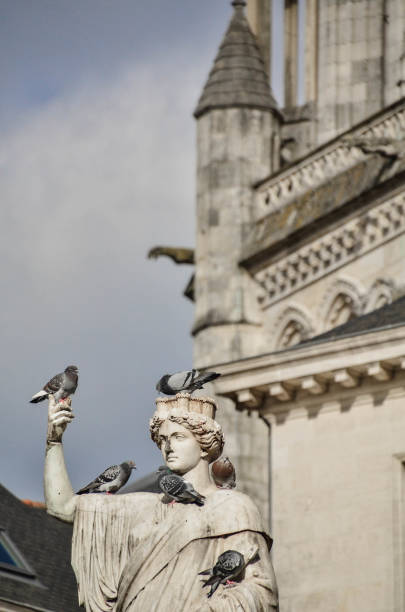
<box><xmin>65</xmin><ymin>365</ymin><xmax>79</xmax><ymax>373</ymax></box>
<box><xmin>123</xmin><ymin>460</ymin><xmax>136</xmax><ymax>470</ymax></box>
<box><xmin>155</xmin><ymin>376</ymin><xmax>168</xmax><ymax>392</ymax></box>
<box><xmin>156</xmin><ymin>465</ymin><xmax>171</xmax><ymax>475</ymax></box>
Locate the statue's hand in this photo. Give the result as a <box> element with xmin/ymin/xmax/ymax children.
<box><xmin>47</xmin><ymin>395</ymin><xmax>74</xmax><ymax>443</ymax></box>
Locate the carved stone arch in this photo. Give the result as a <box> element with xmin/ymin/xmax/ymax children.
<box><xmin>365</xmin><ymin>278</ymin><xmax>396</xmax><ymax>313</ymax></box>
<box><xmin>319</xmin><ymin>277</ymin><xmax>365</xmax><ymax>332</ymax></box>
<box><xmin>273</xmin><ymin>304</ymin><xmax>315</xmax><ymax>350</ymax></box>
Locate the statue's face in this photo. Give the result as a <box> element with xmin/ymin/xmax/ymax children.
<box><xmin>158</xmin><ymin>420</ymin><xmax>203</xmax><ymax>475</ymax></box>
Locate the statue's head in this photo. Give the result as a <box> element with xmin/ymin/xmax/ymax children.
<box><xmin>150</xmin><ymin>394</ymin><xmax>224</xmax><ymax>475</ymax></box>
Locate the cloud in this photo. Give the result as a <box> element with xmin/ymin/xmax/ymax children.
<box><xmin>0</xmin><ymin>56</ymin><xmax>202</xmax><ymax>499</ymax></box>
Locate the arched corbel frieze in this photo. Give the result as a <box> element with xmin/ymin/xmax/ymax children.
<box><xmin>272</xmin><ymin>304</ymin><xmax>314</xmax><ymax>350</ymax></box>
<box><xmin>319</xmin><ymin>277</ymin><xmax>365</xmax><ymax>332</ymax></box>
<box><xmin>365</xmin><ymin>278</ymin><xmax>396</xmax><ymax>313</ymax></box>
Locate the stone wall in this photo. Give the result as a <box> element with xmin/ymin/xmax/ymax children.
<box><xmin>215</xmin><ymin>395</ymin><xmax>270</xmax><ymax>527</ymax></box>
<box><xmin>269</xmin><ymin>376</ymin><xmax>405</xmax><ymax>611</ymax></box>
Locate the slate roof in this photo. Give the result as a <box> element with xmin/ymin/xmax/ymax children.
<box><xmin>0</xmin><ymin>484</ymin><xmax>80</xmax><ymax>612</ymax></box>
<box><xmin>298</xmin><ymin>295</ymin><xmax>405</xmax><ymax>348</ymax></box>
<box><xmin>194</xmin><ymin>0</ymin><xmax>278</xmax><ymax>118</ymax></box>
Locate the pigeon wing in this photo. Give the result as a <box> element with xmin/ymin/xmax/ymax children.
<box><xmin>159</xmin><ymin>473</ymin><xmax>186</xmax><ymax>497</ymax></box>
<box><xmin>217</xmin><ymin>550</ymin><xmax>245</xmax><ymax>579</ymax></box>
<box><xmin>43</xmin><ymin>372</ymin><xmax>64</xmax><ymax>394</ymax></box>
<box><xmin>76</xmin><ymin>465</ymin><xmax>121</xmax><ymax>494</ymax></box>
<box><xmin>95</xmin><ymin>464</ymin><xmax>121</xmax><ymax>485</ymax></box>
<box><xmin>167</xmin><ymin>371</ymin><xmax>193</xmax><ymax>391</ymax></box>
<box><xmin>191</xmin><ymin>370</ymin><xmax>221</xmax><ymax>391</ymax></box>
<box><xmin>183</xmin><ymin>481</ymin><xmax>205</xmax><ymax>505</ymax></box>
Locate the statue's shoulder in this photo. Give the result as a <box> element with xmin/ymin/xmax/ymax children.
<box><xmin>76</xmin><ymin>491</ymin><xmax>160</xmax><ymax>516</ymax></box>
<box><xmin>207</xmin><ymin>489</ymin><xmax>267</xmax><ymax>534</ymax></box>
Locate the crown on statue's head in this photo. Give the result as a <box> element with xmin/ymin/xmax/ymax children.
<box><xmin>155</xmin><ymin>392</ymin><xmax>217</xmax><ymax>420</ymax></box>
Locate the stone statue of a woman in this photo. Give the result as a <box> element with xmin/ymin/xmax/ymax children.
<box><xmin>44</xmin><ymin>393</ymin><xmax>278</xmax><ymax>611</ymax></box>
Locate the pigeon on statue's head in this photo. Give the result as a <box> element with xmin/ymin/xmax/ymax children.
<box><xmin>156</xmin><ymin>369</ymin><xmax>221</xmax><ymax>395</ymax></box>
<box><xmin>199</xmin><ymin>550</ymin><xmax>246</xmax><ymax>598</ymax></box>
<box><xmin>211</xmin><ymin>456</ymin><xmax>236</xmax><ymax>489</ymax></box>
<box><xmin>30</xmin><ymin>365</ymin><xmax>79</xmax><ymax>404</ymax></box>
<box><xmin>157</xmin><ymin>466</ymin><xmax>205</xmax><ymax>506</ymax></box>
<box><xmin>76</xmin><ymin>461</ymin><xmax>136</xmax><ymax>495</ymax></box>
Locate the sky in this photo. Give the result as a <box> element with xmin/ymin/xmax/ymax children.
<box><xmin>0</xmin><ymin>0</ymin><xmax>286</xmax><ymax>501</ymax></box>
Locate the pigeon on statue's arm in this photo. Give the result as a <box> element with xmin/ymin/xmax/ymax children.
<box><xmin>157</xmin><ymin>466</ymin><xmax>205</xmax><ymax>506</ymax></box>
<box><xmin>30</xmin><ymin>365</ymin><xmax>79</xmax><ymax>403</ymax></box>
<box><xmin>156</xmin><ymin>369</ymin><xmax>220</xmax><ymax>395</ymax></box>
<box><xmin>199</xmin><ymin>550</ymin><xmax>246</xmax><ymax>598</ymax></box>
<box><xmin>77</xmin><ymin>461</ymin><xmax>136</xmax><ymax>494</ymax></box>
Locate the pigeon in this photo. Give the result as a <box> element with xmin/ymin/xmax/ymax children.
<box><xmin>30</xmin><ymin>365</ymin><xmax>79</xmax><ymax>404</ymax></box>
<box><xmin>199</xmin><ymin>550</ymin><xmax>245</xmax><ymax>598</ymax></box>
<box><xmin>211</xmin><ymin>456</ymin><xmax>236</xmax><ymax>489</ymax></box>
<box><xmin>157</xmin><ymin>466</ymin><xmax>205</xmax><ymax>506</ymax></box>
<box><xmin>76</xmin><ymin>460</ymin><xmax>136</xmax><ymax>495</ymax></box>
<box><xmin>156</xmin><ymin>369</ymin><xmax>221</xmax><ymax>395</ymax></box>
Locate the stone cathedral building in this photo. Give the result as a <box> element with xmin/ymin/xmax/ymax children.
<box><xmin>174</xmin><ymin>0</ymin><xmax>405</xmax><ymax>609</ymax></box>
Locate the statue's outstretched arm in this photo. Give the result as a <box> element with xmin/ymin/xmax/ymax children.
<box><xmin>44</xmin><ymin>395</ymin><xmax>77</xmax><ymax>523</ymax></box>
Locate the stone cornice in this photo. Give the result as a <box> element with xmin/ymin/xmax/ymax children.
<box><xmin>212</xmin><ymin>326</ymin><xmax>405</xmax><ymax>413</ymax></box>
<box><xmin>254</xmin><ymin>100</ymin><xmax>405</xmax><ymax>216</ymax></box>
<box><xmin>254</xmin><ymin>188</ymin><xmax>405</xmax><ymax>308</ymax></box>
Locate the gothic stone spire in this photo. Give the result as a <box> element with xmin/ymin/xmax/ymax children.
<box><xmin>194</xmin><ymin>0</ymin><xmax>278</xmax><ymax>118</ymax></box>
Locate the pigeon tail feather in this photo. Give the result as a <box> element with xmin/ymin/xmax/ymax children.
<box><xmin>76</xmin><ymin>482</ymin><xmax>100</xmax><ymax>495</ymax></box>
<box><xmin>208</xmin><ymin>580</ymin><xmax>221</xmax><ymax>598</ymax></box>
<box><xmin>195</xmin><ymin>494</ymin><xmax>205</xmax><ymax>506</ymax></box>
<box><xmin>199</xmin><ymin>371</ymin><xmax>221</xmax><ymax>385</ymax></box>
<box><xmin>30</xmin><ymin>390</ymin><xmax>49</xmax><ymax>403</ymax></box>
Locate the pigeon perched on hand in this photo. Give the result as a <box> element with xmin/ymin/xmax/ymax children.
<box><xmin>156</xmin><ymin>369</ymin><xmax>220</xmax><ymax>395</ymax></box>
<box><xmin>30</xmin><ymin>365</ymin><xmax>79</xmax><ymax>404</ymax></box>
<box><xmin>76</xmin><ymin>460</ymin><xmax>136</xmax><ymax>494</ymax></box>
<box><xmin>199</xmin><ymin>550</ymin><xmax>245</xmax><ymax>598</ymax></box>
<box><xmin>211</xmin><ymin>456</ymin><xmax>236</xmax><ymax>489</ymax></box>
<box><xmin>157</xmin><ymin>467</ymin><xmax>205</xmax><ymax>506</ymax></box>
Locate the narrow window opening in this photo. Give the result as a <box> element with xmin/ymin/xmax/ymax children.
<box><xmin>272</xmin><ymin>0</ymin><xmax>307</xmax><ymax>108</ymax></box>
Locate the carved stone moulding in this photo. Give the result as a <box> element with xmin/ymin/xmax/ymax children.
<box><xmin>318</xmin><ymin>277</ymin><xmax>365</xmax><ymax>333</ymax></box>
<box><xmin>272</xmin><ymin>304</ymin><xmax>314</xmax><ymax>350</ymax></box>
<box><xmin>230</xmin><ymin>357</ymin><xmax>405</xmax><ymax>412</ymax></box>
<box><xmin>255</xmin><ymin>191</ymin><xmax>405</xmax><ymax>308</ymax></box>
<box><xmin>255</xmin><ymin>104</ymin><xmax>405</xmax><ymax>215</ymax></box>
<box><xmin>365</xmin><ymin>278</ymin><xmax>397</xmax><ymax>313</ymax></box>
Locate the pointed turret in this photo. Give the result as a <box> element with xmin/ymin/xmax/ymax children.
<box><xmin>194</xmin><ymin>0</ymin><xmax>278</xmax><ymax>118</ymax></box>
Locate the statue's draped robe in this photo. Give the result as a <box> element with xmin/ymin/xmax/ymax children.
<box><xmin>72</xmin><ymin>489</ymin><xmax>278</xmax><ymax>611</ymax></box>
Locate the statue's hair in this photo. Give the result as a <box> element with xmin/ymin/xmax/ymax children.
<box><xmin>149</xmin><ymin>411</ymin><xmax>224</xmax><ymax>464</ymax></box>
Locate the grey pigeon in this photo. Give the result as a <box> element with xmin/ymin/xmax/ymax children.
<box><xmin>199</xmin><ymin>550</ymin><xmax>245</xmax><ymax>598</ymax></box>
<box><xmin>157</xmin><ymin>466</ymin><xmax>205</xmax><ymax>506</ymax></box>
<box><xmin>211</xmin><ymin>456</ymin><xmax>236</xmax><ymax>489</ymax></box>
<box><xmin>156</xmin><ymin>369</ymin><xmax>221</xmax><ymax>395</ymax></box>
<box><xmin>30</xmin><ymin>365</ymin><xmax>79</xmax><ymax>403</ymax></box>
<box><xmin>77</xmin><ymin>460</ymin><xmax>136</xmax><ymax>494</ymax></box>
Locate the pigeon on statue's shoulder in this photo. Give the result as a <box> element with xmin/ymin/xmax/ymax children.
<box><xmin>211</xmin><ymin>456</ymin><xmax>236</xmax><ymax>489</ymax></box>
<box><xmin>30</xmin><ymin>365</ymin><xmax>79</xmax><ymax>404</ymax></box>
<box><xmin>199</xmin><ymin>550</ymin><xmax>245</xmax><ymax>598</ymax></box>
<box><xmin>76</xmin><ymin>460</ymin><xmax>136</xmax><ymax>495</ymax></box>
<box><xmin>156</xmin><ymin>369</ymin><xmax>220</xmax><ymax>395</ymax></box>
<box><xmin>157</xmin><ymin>466</ymin><xmax>205</xmax><ymax>506</ymax></box>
